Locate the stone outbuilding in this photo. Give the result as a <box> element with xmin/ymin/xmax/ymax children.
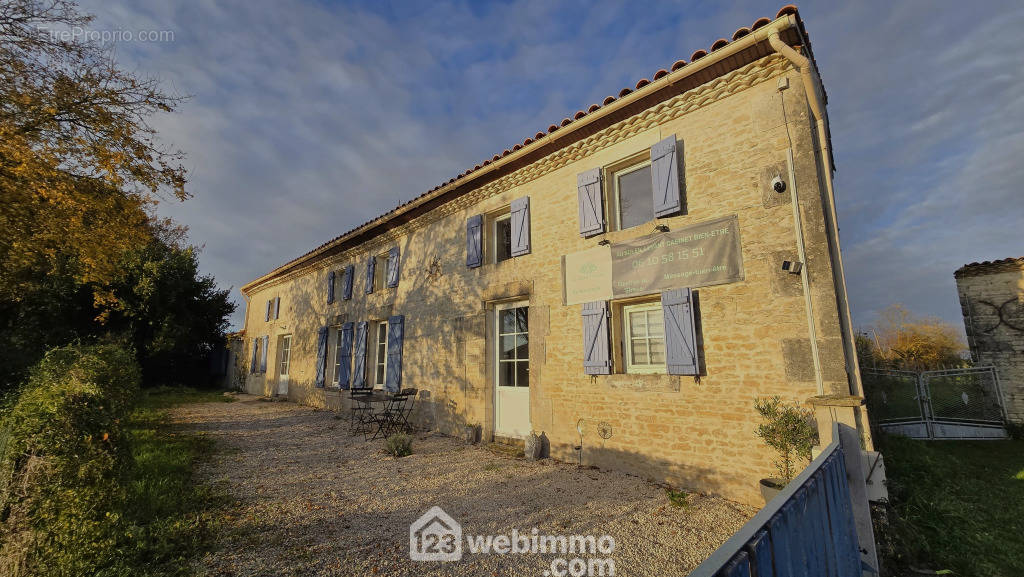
<box><xmin>236</xmin><ymin>6</ymin><xmax>868</xmax><ymax>505</ymax></box>
<box><xmin>956</xmin><ymin>257</ymin><xmax>1024</xmax><ymax>423</ymax></box>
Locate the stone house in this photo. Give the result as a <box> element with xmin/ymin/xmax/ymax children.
<box><xmin>956</xmin><ymin>257</ymin><xmax>1024</xmax><ymax>423</ymax></box>
<box><xmin>237</xmin><ymin>6</ymin><xmax>868</xmax><ymax>504</ymax></box>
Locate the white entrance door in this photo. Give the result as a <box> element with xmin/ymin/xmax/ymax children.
<box><xmin>494</xmin><ymin>301</ymin><xmax>530</xmax><ymax>438</ymax></box>
<box><xmin>277</xmin><ymin>335</ymin><xmax>291</xmax><ymax>395</ymax></box>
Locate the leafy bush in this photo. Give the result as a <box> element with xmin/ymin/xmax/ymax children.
<box><xmin>754</xmin><ymin>396</ymin><xmax>817</xmax><ymax>482</ymax></box>
<box><xmin>0</xmin><ymin>344</ymin><xmax>140</xmax><ymax>576</ymax></box>
<box><xmin>665</xmin><ymin>488</ymin><xmax>691</xmax><ymax>509</ymax></box>
<box><xmin>385</xmin><ymin>433</ymin><xmax>413</xmax><ymax>458</ymax></box>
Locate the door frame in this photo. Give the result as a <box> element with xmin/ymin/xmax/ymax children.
<box><xmin>277</xmin><ymin>334</ymin><xmax>292</xmax><ymax>396</ymax></box>
<box><xmin>493</xmin><ymin>299</ymin><xmax>530</xmax><ymax>438</ymax></box>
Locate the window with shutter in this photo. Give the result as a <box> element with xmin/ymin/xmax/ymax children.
<box><xmin>622</xmin><ymin>301</ymin><xmax>666</xmax><ymax>374</ymax></box>
<box><xmin>274</xmin><ymin>297</ymin><xmax>280</xmax><ymax>320</ymax></box>
<box><xmin>466</xmin><ymin>214</ymin><xmax>483</xmax><ymax>268</ymax></box>
<box><xmin>509</xmin><ymin>196</ymin><xmax>531</xmax><ymax>257</ymax></box>
<box><xmin>260</xmin><ymin>335</ymin><xmax>269</xmax><ymax>373</ymax></box>
<box><xmin>249</xmin><ymin>338</ymin><xmax>259</xmax><ymax>374</ymax></box>
<box><xmin>582</xmin><ymin>301</ymin><xmax>611</xmax><ymax>375</ymax></box>
<box><xmin>365</xmin><ymin>255</ymin><xmax>376</xmax><ymax>294</ymax></box>
<box><xmin>265</xmin><ymin>300</ymin><xmax>272</xmax><ymax>322</ymax></box>
<box><xmin>651</xmin><ymin>135</ymin><xmax>683</xmax><ymax>217</ymax></box>
<box><xmin>493</xmin><ymin>213</ymin><xmax>512</xmax><ymax>263</ymax></box>
<box><xmin>327</xmin><ymin>271</ymin><xmax>335</xmax><ymax>304</ymax></box>
<box><xmin>314</xmin><ymin>326</ymin><xmax>329</xmax><ymax>388</ymax></box>
<box><xmin>335</xmin><ymin>322</ymin><xmax>354</xmax><ymax>389</ymax></box>
<box><xmin>662</xmin><ymin>288</ymin><xmax>699</xmax><ymax>375</ymax></box>
<box><xmin>577</xmin><ymin>168</ymin><xmax>605</xmax><ymax>237</ymax></box>
<box><xmin>386</xmin><ymin>246</ymin><xmax>400</xmax><ymax>288</ymax></box>
<box><xmin>353</xmin><ymin>321</ymin><xmax>368</xmax><ymax>388</ymax></box>
<box><xmin>343</xmin><ymin>264</ymin><xmax>355</xmax><ymax>300</ymax></box>
<box><xmin>385</xmin><ymin>315</ymin><xmax>404</xmax><ymax>393</ymax></box>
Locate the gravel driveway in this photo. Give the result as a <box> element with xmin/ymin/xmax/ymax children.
<box><xmin>175</xmin><ymin>395</ymin><xmax>754</xmax><ymax>577</ymax></box>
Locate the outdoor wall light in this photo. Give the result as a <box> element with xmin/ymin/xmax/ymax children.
<box><xmin>772</xmin><ymin>175</ymin><xmax>787</xmax><ymax>193</ymax></box>
<box><xmin>654</xmin><ymin>224</ymin><xmax>670</xmax><ymax>233</ymax></box>
<box><xmin>597</xmin><ymin>239</ymin><xmax>610</xmax><ymax>246</ymax></box>
<box><xmin>781</xmin><ymin>260</ymin><xmax>803</xmax><ymax>274</ymax></box>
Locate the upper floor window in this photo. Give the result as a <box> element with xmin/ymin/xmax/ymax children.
<box><xmin>492</xmin><ymin>211</ymin><xmax>512</xmax><ymax>263</ymax></box>
<box><xmin>611</xmin><ymin>159</ymin><xmax>653</xmax><ymax>231</ymax></box>
<box><xmin>374</xmin><ymin>252</ymin><xmax>389</xmax><ymax>291</ymax></box>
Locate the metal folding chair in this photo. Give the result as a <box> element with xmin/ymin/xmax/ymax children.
<box><xmin>368</xmin><ymin>391</ymin><xmax>411</xmax><ymax>441</ymax></box>
<box><xmin>349</xmin><ymin>389</ymin><xmax>374</xmax><ymax>436</ymax></box>
<box><xmin>396</xmin><ymin>388</ymin><xmax>418</xmax><ymax>433</ymax></box>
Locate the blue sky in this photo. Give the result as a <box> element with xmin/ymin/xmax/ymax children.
<box><xmin>81</xmin><ymin>0</ymin><xmax>1024</xmax><ymax>333</ymax></box>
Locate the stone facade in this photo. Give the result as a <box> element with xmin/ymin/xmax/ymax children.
<box><xmin>237</xmin><ymin>31</ymin><xmax>863</xmax><ymax>505</ymax></box>
<box><xmin>956</xmin><ymin>258</ymin><xmax>1024</xmax><ymax>423</ymax></box>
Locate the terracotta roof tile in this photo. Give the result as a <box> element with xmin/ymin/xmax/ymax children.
<box><xmin>955</xmin><ymin>257</ymin><xmax>1024</xmax><ymax>278</ymax></box>
<box><xmin>246</xmin><ymin>5</ymin><xmax>816</xmax><ymax>289</ymax></box>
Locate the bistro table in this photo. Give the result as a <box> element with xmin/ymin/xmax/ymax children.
<box><xmin>353</xmin><ymin>390</ymin><xmax>398</xmax><ymax>440</ymax></box>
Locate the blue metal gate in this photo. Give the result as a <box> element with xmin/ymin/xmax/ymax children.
<box><xmin>688</xmin><ymin>423</ymin><xmax>876</xmax><ymax>577</ymax></box>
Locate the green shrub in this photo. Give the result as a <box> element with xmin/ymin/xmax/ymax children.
<box><xmin>754</xmin><ymin>396</ymin><xmax>818</xmax><ymax>482</ymax></box>
<box><xmin>0</xmin><ymin>344</ymin><xmax>140</xmax><ymax>576</ymax></box>
<box><xmin>384</xmin><ymin>433</ymin><xmax>413</xmax><ymax>457</ymax></box>
<box><xmin>666</xmin><ymin>488</ymin><xmax>691</xmax><ymax>509</ymax></box>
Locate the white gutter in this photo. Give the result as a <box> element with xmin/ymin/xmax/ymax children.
<box><xmin>768</xmin><ymin>32</ymin><xmax>864</xmax><ymax>398</ymax></box>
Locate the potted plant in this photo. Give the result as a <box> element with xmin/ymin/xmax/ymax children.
<box><xmin>754</xmin><ymin>396</ymin><xmax>818</xmax><ymax>502</ymax></box>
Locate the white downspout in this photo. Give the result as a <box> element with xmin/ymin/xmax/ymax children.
<box><xmin>769</xmin><ymin>32</ymin><xmax>864</xmax><ymax>398</ymax></box>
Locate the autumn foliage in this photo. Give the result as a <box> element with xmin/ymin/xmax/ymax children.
<box><xmin>857</xmin><ymin>304</ymin><xmax>968</xmax><ymax>371</ymax></box>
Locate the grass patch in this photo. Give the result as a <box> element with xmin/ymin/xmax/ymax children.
<box><xmin>116</xmin><ymin>388</ymin><xmax>231</xmax><ymax>576</ymax></box>
<box><xmin>880</xmin><ymin>435</ymin><xmax>1024</xmax><ymax>576</ymax></box>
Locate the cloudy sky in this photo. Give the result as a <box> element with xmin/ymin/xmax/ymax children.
<box><xmin>80</xmin><ymin>0</ymin><xmax>1024</xmax><ymax>332</ymax></box>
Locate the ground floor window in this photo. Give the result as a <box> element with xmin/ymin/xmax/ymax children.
<box><xmin>374</xmin><ymin>320</ymin><xmax>388</xmax><ymax>388</ymax></box>
<box><xmin>332</xmin><ymin>327</ymin><xmax>345</xmax><ymax>386</ymax></box>
<box><xmin>622</xmin><ymin>301</ymin><xmax>665</xmax><ymax>374</ymax></box>
<box><xmin>497</xmin><ymin>304</ymin><xmax>529</xmax><ymax>387</ymax></box>
<box><xmin>279</xmin><ymin>335</ymin><xmax>292</xmax><ymax>376</ymax></box>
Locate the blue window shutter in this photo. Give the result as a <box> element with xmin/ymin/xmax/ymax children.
<box><xmin>343</xmin><ymin>264</ymin><xmax>354</xmax><ymax>300</ymax></box>
<box><xmin>260</xmin><ymin>335</ymin><xmax>269</xmax><ymax>373</ymax></box>
<box><xmin>353</xmin><ymin>321</ymin><xmax>368</xmax><ymax>388</ymax></box>
<box><xmin>327</xmin><ymin>271</ymin><xmax>335</xmax><ymax>304</ymax></box>
<box><xmin>577</xmin><ymin>168</ymin><xmax>605</xmax><ymax>237</ymax></box>
<box><xmin>466</xmin><ymin>214</ymin><xmax>483</xmax><ymax>268</ymax></box>
<box><xmin>314</xmin><ymin>326</ymin><xmax>328</xmax><ymax>388</ymax></box>
<box><xmin>386</xmin><ymin>246</ymin><xmax>400</xmax><ymax>288</ymax></box>
<box><xmin>662</xmin><ymin>288</ymin><xmax>699</xmax><ymax>375</ymax></box>
<box><xmin>338</xmin><ymin>322</ymin><xmax>354</xmax><ymax>389</ymax></box>
<box><xmin>582</xmin><ymin>301</ymin><xmax>611</xmax><ymax>375</ymax></box>
<box><xmin>510</xmin><ymin>196</ymin><xmax>531</xmax><ymax>257</ymax></box>
<box><xmin>274</xmin><ymin>297</ymin><xmax>280</xmax><ymax>320</ymax></box>
<box><xmin>385</xmin><ymin>315</ymin><xmax>405</xmax><ymax>393</ymax></box>
<box><xmin>651</xmin><ymin>135</ymin><xmax>682</xmax><ymax>217</ymax></box>
<box><xmin>365</xmin><ymin>255</ymin><xmax>375</xmax><ymax>294</ymax></box>
<box><xmin>265</xmin><ymin>300</ymin><xmax>271</xmax><ymax>322</ymax></box>
<box><xmin>250</xmin><ymin>339</ymin><xmax>258</xmax><ymax>374</ymax></box>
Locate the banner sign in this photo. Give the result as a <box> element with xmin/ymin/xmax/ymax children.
<box><xmin>610</xmin><ymin>215</ymin><xmax>744</xmax><ymax>297</ymax></box>
<box><xmin>561</xmin><ymin>245</ymin><xmax>613</xmax><ymax>306</ymax></box>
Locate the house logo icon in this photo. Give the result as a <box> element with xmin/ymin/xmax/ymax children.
<box><xmin>409</xmin><ymin>506</ymin><xmax>462</xmax><ymax>561</ymax></box>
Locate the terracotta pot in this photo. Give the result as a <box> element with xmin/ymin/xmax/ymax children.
<box><xmin>759</xmin><ymin>478</ymin><xmax>786</xmax><ymax>503</ymax></box>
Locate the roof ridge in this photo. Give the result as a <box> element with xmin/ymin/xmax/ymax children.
<box><xmin>243</xmin><ymin>5</ymin><xmax>805</xmax><ymax>293</ymax></box>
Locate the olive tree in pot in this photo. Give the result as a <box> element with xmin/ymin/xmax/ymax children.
<box><xmin>754</xmin><ymin>396</ymin><xmax>818</xmax><ymax>503</ymax></box>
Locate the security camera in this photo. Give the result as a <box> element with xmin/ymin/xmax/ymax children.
<box><xmin>772</xmin><ymin>176</ymin><xmax>786</xmax><ymax>193</ymax></box>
